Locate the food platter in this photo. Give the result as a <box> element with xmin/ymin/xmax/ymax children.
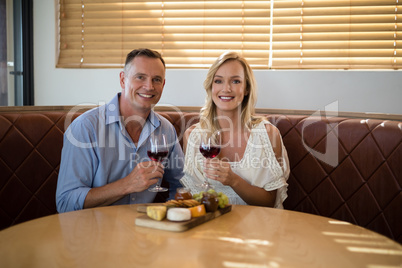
<box><xmin>135</xmin><ymin>205</ymin><xmax>232</xmax><ymax>232</ymax></box>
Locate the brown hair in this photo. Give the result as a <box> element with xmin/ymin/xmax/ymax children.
<box><xmin>200</xmin><ymin>51</ymin><xmax>262</xmax><ymax>132</ymax></box>
<box><xmin>124</xmin><ymin>48</ymin><xmax>165</xmax><ymax>71</ymax></box>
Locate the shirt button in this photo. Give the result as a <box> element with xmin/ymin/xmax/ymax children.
<box><xmin>131</xmin><ymin>197</ymin><xmax>135</xmax><ymax>201</ymax></box>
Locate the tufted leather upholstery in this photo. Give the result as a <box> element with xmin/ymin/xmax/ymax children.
<box><xmin>267</xmin><ymin>114</ymin><xmax>402</xmax><ymax>244</ymax></box>
<box><xmin>0</xmin><ymin>109</ymin><xmax>401</xmax><ymax>243</ymax></box>
<box><xmin>0</xmin><ymin>112</ymin><xmax>81</xmax><ymax>228</ymax></box>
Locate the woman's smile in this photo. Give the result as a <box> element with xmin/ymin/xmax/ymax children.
<box><xmin>219</xmin><ymin>96</ymin><xmax>235</xmax><ymax>101</ymax></box>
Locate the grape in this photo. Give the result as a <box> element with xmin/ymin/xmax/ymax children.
<box><xmin>193</xmin><ymin>190</ymin><xmax>229</xmax><ymax>209</ymax></box>
<box><xmin>218</xmin><ymin>194</ymin><xmax>229</xmax><ymax>208</ymax></box>
<box><xmin>207</xmin><ymin>189</ymin><xmax>218</xmax><ymax>196</ymax></box>
<box><xmin>192</xmin><ymin>193</ymin><xmax>202</xmax><ymax>202</ymax></box>
<box><xmin>218</xmin><ymin>198</ymin><xmax>224</xmax><ymax>208</ymax></box>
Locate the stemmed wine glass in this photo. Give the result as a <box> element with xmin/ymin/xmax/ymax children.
<box><xmin>199</xmin><ymin>131</ymin><xmax>221</xmax><ymax>190</ymax></box>
<box><xmin>147</xmin><ymin>133</ymin><xmax>169</xmax><ymax>192</ymax></box>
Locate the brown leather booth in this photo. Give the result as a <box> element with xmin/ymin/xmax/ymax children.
<box><xmin>0</xmin><ymin>106</ymin><xmax>401</xmax><ymax>244</ymax></box>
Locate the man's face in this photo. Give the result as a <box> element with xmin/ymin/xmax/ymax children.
<box><xmin>120</xmin><ymin>56</ymin><xmax>165</xmax><ymax>113</ymax></box>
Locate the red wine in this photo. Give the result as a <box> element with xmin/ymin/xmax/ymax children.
<box><xmin>147</xmin><ymin>151</ymin><xmax>168</xmax><ymax>162</ymax></box>
<box><xmin>199</xmin><ymin>146</ymin><xmax>220</xmax><ymax>158</ymax></box>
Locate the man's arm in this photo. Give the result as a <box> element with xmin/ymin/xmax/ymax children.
<box><xmin>56</xmin><ymin>122</ymin><xmax>97</xmax><ymax>213</ymax></box>
<box><xmin>57</xmin><ymin>124</ymin><xmax>166</xmax><ymax>212</ymax></box>
<box><xmin>83</xmin><ymin>161</ymin><xmax>164</xmax><ymax>208</ymax></box>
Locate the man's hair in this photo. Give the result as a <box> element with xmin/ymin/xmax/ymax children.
<box><xmin>124</xmin><ymin>48</ymin><xmax>166</xmax><ymax>71</ymax></box>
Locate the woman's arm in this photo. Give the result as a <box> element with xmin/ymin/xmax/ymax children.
<box><xmin>265</xmin><ymin>124</ymin><xmax>284</xmax><ymax>164</ymax></box>
<box><xmin>203</xmin><ymin>123</ymin><xmax>285</xmax><ymax>207</ymax></box>
<box><xmin>203</xmin><ymin>158</ymin><xmax>277</xmax><ymax>207</ymax></box>
<box><xmin>183</xmin><ymin>125</ymin><xmax>196</xmax><ymax>154</ymax></box>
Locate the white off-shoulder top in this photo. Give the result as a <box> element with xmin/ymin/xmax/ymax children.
<box><xmin>180</xmin><ymin>121</ymin><xmax>290</xmax><ymax>208</ymax></box>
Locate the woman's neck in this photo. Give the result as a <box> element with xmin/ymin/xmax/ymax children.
<box><xmin>216</xmin><ymin>108</ymin><xmax>243</xmax><ymax>131</ymax></box>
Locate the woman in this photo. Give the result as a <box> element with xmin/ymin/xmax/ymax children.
<box><xmin>180</xmin><ymin>51</ymin><xmax>289</xmax><ymax>208</ymax></box>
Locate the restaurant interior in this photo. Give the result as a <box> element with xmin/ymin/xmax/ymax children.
<box><xmin>0</xmin><ymin>0</ymin><xmax>401</xmax><ymax>267</ymax></box>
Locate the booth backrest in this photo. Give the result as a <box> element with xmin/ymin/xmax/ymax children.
<box><xmin>0</xmin><ymin>109</ymin><xmax>401</xmax><ymax>243</ymax></box>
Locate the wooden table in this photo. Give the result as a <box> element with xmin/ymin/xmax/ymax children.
<box><xmin>0</xmin><ymin>204</ymin><xmax>401</xmax><ymax>267</ymax></box>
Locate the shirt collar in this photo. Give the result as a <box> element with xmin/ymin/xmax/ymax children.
<box><xmin>105</xmin><ymin>93</ymin><xmax>121</xmax><ymax>125</ymax></box>
<box><xmin>105</xmin><ymin>92</ymin><xmax>161</xmax><ymax>130</ymax></box>
<box><xmin>147</xmin><ymin>109</ymin><xmax>161</xmax><ymax>129</ymax></box>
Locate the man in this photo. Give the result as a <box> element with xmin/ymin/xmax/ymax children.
<box><xmin>56</xmin><ymin>49</ymin><xmax>184</xmax><ymax>213</ymax></box>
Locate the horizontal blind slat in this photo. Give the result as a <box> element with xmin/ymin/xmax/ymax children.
<box><xmin>58</xmin><ymin>0</ymin><xmax>401</xmax><ymax>69</ymax></box>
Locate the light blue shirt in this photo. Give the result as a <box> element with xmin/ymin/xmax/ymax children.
<box><xmin>56</xmin><ymin>94</ymin><xmax>184</xmax><ymax>213</ymax></box>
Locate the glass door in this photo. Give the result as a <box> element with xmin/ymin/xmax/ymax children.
<box><xmin>0</xmin><ymin>0</ymin><xmax>10</xmax><ymax>106</ymax></box>
<box><xmin>0</xmin><ymin>0</ymin><xmax>33</xmax><ymax>107</ymax></box>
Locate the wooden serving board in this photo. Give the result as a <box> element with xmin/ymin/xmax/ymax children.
<box><xmin>135</xmin><ymin>205</ymin><xmax>232</xmax><ymax>232</ymax></box>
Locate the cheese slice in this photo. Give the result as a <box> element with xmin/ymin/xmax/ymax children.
<box><xmin>146</xmin><ymin>206</ymin><xmax>167</xmax><ymax>221</ymax></box>
<box><xmin>188</xmin><ymin>204</ymin><xmax>206</xmax><ymax>217</ymax></box>
<box><xmin>167</xmin><ymin>208</ymin><xmax>191</xmax><ymax>221</ymax></box>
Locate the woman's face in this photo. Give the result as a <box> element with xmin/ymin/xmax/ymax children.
<box><xmin>211</xmin><ymin>60</ymin><xmax>248</xmax><ymax>113</ymax></box>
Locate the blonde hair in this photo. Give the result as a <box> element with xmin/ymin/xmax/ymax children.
<box><xmin>199</xmin><ymin>51</ymin><xmax>263</xmax><ymax>133</ymax></box>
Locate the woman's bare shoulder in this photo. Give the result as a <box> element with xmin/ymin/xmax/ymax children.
<box><xmin>263</xmin><ymin>122</ymin><xmax>283</xmax><ymax>158</ymax></box>
<box><xmin>263</xmin><ymin>122</ymin><xmax>280</xmax><ymax>137</ymax></box>
<box><xmin>183</xmin><ymin>124</ymin><xmax>198</xmax><ymax>154</ymax></box>
<box><xmin>184</xmin><ymin>124</ymin><xmax>197</xmax><ymax>138</ymax></box>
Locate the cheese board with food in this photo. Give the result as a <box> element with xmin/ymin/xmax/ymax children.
<box><xmin>135</xmin><ymin>189</ymin><xmax>232</xmax><ymax>232</ymax></box>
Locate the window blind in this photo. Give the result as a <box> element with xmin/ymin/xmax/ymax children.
<box><xmin>57</xmin><ymin>0</ymin><xmax>271</xmax><ymax>68</ymax></box>
<box><xmin>272</xmin><ymin>0</ymin><xmax>401</xmax><ymax>69</ymax></box>
<box><xmin>57</xmin><ymin>0</ymin><xmax>401</xmax><ymax>69</ymax></box>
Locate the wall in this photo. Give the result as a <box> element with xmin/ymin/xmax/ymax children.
<box><xmin>34</xmin><ymin>1</ymin><xmax>402</xmax><ymax>115</ymax></box>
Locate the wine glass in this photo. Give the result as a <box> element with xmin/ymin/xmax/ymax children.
<box><xmin>147</xmin><ymin>133</ymin><xmax>169</xmax><ymax>192</ymax></box>
<box><xmin>199</xmin><ymin>131</ymin><xmax>221</xmax><ymax>189</ymax></box>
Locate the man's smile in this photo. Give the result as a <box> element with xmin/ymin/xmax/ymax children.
<box><xmin>138</xmin><ymin>93</ymin><xmax>154</xmax><ymax>98</ymax></box>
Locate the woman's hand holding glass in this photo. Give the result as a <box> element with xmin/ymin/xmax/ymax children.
<box><xmin>203</xmin><ymin>159</ymin><xmax>237</xmax><ymax>187</ymax></box>
<box><xmin>199</xmin><ymin>131</ymin><xmax>221</xmax><ymax>190</ymax></box>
